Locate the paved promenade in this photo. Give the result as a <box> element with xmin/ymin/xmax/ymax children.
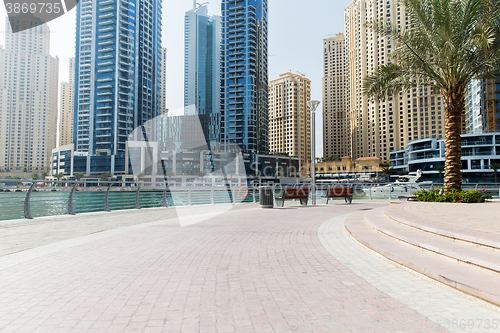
<box><xmin>0</xmin><ymin>201</ymin><xmax>499</xmax><ymax>332</ymax></box>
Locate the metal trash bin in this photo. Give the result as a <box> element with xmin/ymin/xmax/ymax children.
<box><xmin>259</xmin><ymin>186</ymin><xmax>274</xmax><ymax>208</ymax></box>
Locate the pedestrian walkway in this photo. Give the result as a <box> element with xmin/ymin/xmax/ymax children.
<box><xmin>0</xmin><ymin>201</ymin><xmax>498</xmax><ymax>332</ymax></box>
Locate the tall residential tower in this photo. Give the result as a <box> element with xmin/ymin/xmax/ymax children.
<box><xmin>59</xmin><ymin>57</ymin><xmax>75</xmax><ymax>147</ymax></box>
<box><xmin>74</xmin><ymin>0</ymin><xmax>162</xmax><ymax>174</ymax></box>
<box><xmin>268</xmin><ymin>72</ymin><xmax>311</xmax><ymax>166</ymax></box>
<box><xmin>322</xmin><ymin>33</ymin><xmax>349</xmax><ymax>159</ymax></box>
<box><xmin>0</xmin><ymin>23</ymin><xmax>59</xmax><ymax>173</ymax></box>
<box><xmin>221</xmin><ymin>0</ymin><xmax>268</xmax><ymax>154</ymax></box>
<box><xmin>345</xmin><ymin>0</ymin><xmax>444</xmax><ymax>161</ymax></box>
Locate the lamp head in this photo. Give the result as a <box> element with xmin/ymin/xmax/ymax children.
<box><xmin>307</xmin><ymin>100</ymin><xmax>320</xmax><ymax>111</ymax></box>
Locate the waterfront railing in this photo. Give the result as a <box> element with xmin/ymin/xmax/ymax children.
<box><xmin>0</xmin><ymin>179</ymin><xmax>260</xmax><ymax>221</ymax></box>
<box><xmin>1</xmin><ymin>180</ymin><xmax>498</xmax><ymax>221</ymax></box>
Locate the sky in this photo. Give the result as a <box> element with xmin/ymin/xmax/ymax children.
<box><xmin>0</xmin><ymin>0</ymin><xmax>352</xmax><ymax>156</ymax></box>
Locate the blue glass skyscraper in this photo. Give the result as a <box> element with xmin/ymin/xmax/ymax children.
<box><xmin>74</xmin><ymin>0</ymin><xmax>162</xmax><ymax>174</ymax></box>
<box><xmin>184</xmin><ymin>4</ymin><xmax>221</xmax><ymax>117</ymax></box>
<box><xmin>221</xmin><ymin>0</ymin><xmax>268</xmax><ymax>154</ymax></box>
<box><xmin>184</xmin><ymin>4</ymin><xmax>221</xmax><ymax>150</ymax></box>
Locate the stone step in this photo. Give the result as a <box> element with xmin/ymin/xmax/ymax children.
<box><xmin>344</xmin><ymin>211</ymin><xmax>500</xmax><ymax>306</ymax></box>
<box><xmin>384</xmin><ymin>204</ymin><xmax>500</xmax><ymax>251</ymax></box>
<box><xmin>364</xmin><ymin>207</ymin><xmax>500</xmax><ymax>273</ymax></box>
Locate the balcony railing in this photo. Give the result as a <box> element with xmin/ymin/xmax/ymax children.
<box><xmin>462</xmin><ymin>139</ymin><xmax>492</xmax><ymax>146</ymax></box>
<box><xmin>462</xmin><ymin>150</ymin><xmax>494</xmax><ymax>156</ymax></box>
<box><xmin>411</xmin><ymin>153</ymin><xmax>440</xmax><ymax>160</ymax></box>
<box><xmin>410</xmin><ymin>144</ymin><xmax>432</xmax><ymax>151</ymax></box>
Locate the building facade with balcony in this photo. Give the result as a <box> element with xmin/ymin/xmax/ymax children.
<box><xmin>465</xmin><ymin>79</ymin><xmax>484</xmax><ymax>134</ymax></box>
<box><xmin>51</xmin><ymin>144</ymin><xmax>89</xmax><ymax>177</ymax></box>
<box><xmin>390</xmin><ymin>133</ymin><xmax>500</xmax><ymax>183</ymax></box>
<box><xmin>220</xmin><ymin>0</ymin><xmax>268</xmax><ymax>154</ymax></box>
<box><xmin>464</xmin><ymin>79</ymin><xmax>500</xmax><ymax>134</ymax></box>
<box><xmin>74</xmin><ymin>0</ymin><xmax>162</xmax><ymax>175</ymax></box>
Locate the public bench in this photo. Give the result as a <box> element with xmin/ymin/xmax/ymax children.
<box><xmin>275</xmin><ymin>187</ymin><xmax>309</xmax><ymax>207</ymax></box>
<box><xmin>324</xmin><ymin>186</ymin><xmax>353</xmax><ymax>204</ymax></box>
<box><xmin>398</xmin><ymin>195</ymin><xmax>418</xmax><ymax>201</ymax></box>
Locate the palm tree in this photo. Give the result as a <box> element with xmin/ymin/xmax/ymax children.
<box><xmin>53</xmin><ymin>173</ymin><xmax>63</xmax><ymax>186</ymax></box>
<box><xmin>41</xmin><ymin>171</ymin><xmax>48</xmax><ymax>179</ymax></box>
<box><xmin>324</xmin><ymin>155</ymin><xmax>341</xmax><ymax>162</ymax></box>
<box><xmin>380</xmin><ymin>161</ymin><xmax>391</xmax><ymax>168</ymax></box>
<box><xmin>74</xmin><ymin>172</ymin><xmax>85</xmax><ymax>181</ymax></box>
<box><xmin>490</xmin><ymin>163</ymin><xmax>500</xmax><ymax>185</ymax></box>
<box><xmin>363</xmin><ymin>0</ymin><xmax>500</xmax><ymax>191</ymax></box>
<box><xmin>381</xmin><ymin>166</ymin><xmax>395</xmax><ymax>182</ymax></box>
<box><xmin>397</xmin><ymin>169</ymin><xmax>409</xmax><ymax>176</ymax></box>
<box><xmin>101</xmin><ymin>173</ymin><xmax>112</xmax><ymax>181</ymax></box>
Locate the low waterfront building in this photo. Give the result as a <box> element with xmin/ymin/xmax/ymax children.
<box><xmin>51</xmin><ymin>144</ymin><xmax>90</xmax><ymax>177</ymax></box>
<box><xmin>53</xmin><ymin>143</ymin><xmax>300</xmax><ymax>186</ymax></box>
<box><xmin>302</xmin><ymin>156</ymin><xmax>383</xmax><ymax>181</ymax></box>
<box><xmin>390</xmin><ymin>132</ymin><xmax>500</xmax><ymax>183</ymax></box>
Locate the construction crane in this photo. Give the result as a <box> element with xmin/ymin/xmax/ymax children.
<box><xmin>484</xmin><ymin>0</ymin><xmax>497</xmax><ymax>132</ymax></box>
<box><xmin>193</xmin><ymin>1</ymin><xmax>209</xmax><ymax>9</ymax></box>
<box><xmin>485</xmin><ymin>80</ymin><xmax>496</xmax><ymax>132</ymax></box>
<box><xmin>296</xmin><ymin>70</ymin><xmax>306</xmax><ymax>77</ymax></box>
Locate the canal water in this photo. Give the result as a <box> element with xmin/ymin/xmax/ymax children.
<box><xmin>0</xmin><ymin>188</ymin><xmax>256</xmax><ymax>221</ymax></box>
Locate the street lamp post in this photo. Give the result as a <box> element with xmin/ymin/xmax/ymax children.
<box><xmin>307</xmin><ymin>100</ymin><xmax>320</xmax><ymax>205</ymax></box>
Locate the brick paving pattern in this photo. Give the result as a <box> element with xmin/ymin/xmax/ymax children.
<box><xmin>0</xmin><ymin>201</ymin><xmax>498</xmax><ymax>332</ymax></box>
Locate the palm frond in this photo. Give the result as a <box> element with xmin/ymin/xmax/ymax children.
<box><xmin>364</xmin><ymin>0</ymin><xmax>500</xmax><ymax>100</ymax></box>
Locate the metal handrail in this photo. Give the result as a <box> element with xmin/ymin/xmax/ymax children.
<box><xmin>0</xmin><ymin>179</ymin><xmax>261</xmax><ymax>221</ymax></box>
<box><xmin>1</xmin><ymin>179</ymin><xmax>499</xmax><ymax>221</ymax></box>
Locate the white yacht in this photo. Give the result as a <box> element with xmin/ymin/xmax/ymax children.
<box><xmin>363</xmin><ymin>170</ymin><xmax>432</xmax><ymax>198</ymax></box>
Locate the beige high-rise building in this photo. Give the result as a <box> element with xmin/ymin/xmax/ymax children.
<box><xmin>59</xmin><ymin>57</ymin><xmax>75</xmax><ymax>146</ymax></box>
<box><xmin>0</xmin><ymin>23</ymin><xmax>59</xmax><ymax>173</ymax></box>
<box><xmin>160</xmin><ymin>48</ymin><xmax>168</xmax><ymax>115</ymax></box>
<box><xmin>345</xmin><ymin>0</ymin><xmax>444</xmax><ymax>161</ymax></box>
<box><xmin>268</xmin><ymin>72</ymin><xmax>311</xmax><ymax>166</ymax></box>
<box><xmin>323</xmin><ymin>33</ymin><xmax>350</xmax><ymax>159</ymax></box>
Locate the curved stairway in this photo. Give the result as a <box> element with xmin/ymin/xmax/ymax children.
<box><xmin>344</xmin><ymin>203</ymin><xmax>500</xmax><ymax>306</ymax></box>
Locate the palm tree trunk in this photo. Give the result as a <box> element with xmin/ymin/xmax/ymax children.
<box><xmin>443</xmin><ymin>89</ymin><xmax>465</xmax><ymax>192</ymax></box>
